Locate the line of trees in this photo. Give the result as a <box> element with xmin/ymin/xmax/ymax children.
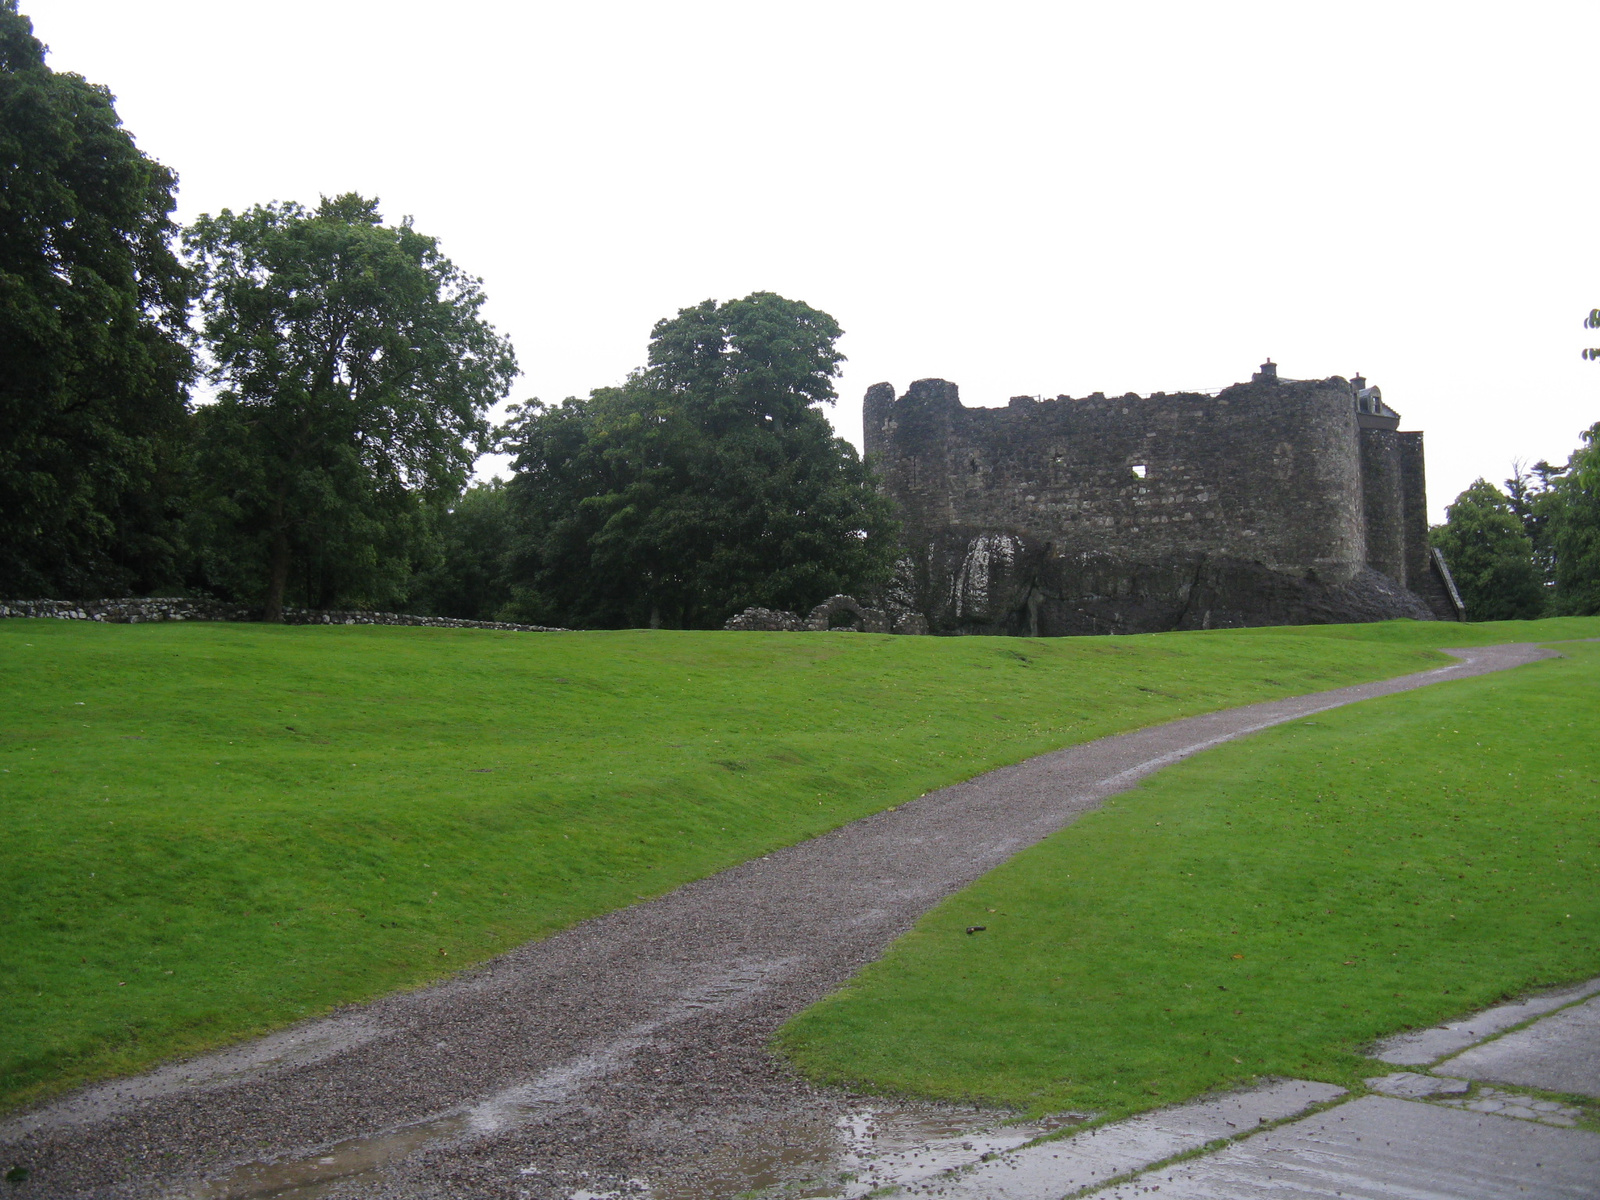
<box><xmin>1431</xmin><ymin>426</ymin><xmax>1600</xmax><ymax>620</ymax></box>
<box><xmin>0</xmin><ymin>3</ymin><xmax>897</xmax><ymax>628</ymax></box>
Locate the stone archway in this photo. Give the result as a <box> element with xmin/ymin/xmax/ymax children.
<box><xmin>805</xmin><ymin>595</ymin><xmax>889</xmax><ymax>633</ymax></box>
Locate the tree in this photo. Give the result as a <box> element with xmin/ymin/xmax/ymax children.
<box><xmin>501</xmin><ymin>293</ymin><xmax>899</xmax><ymax>628</ymax></box>
<box><xmin>1548</xmin><ymin>422</ymin><xmax>1600</xmax><ymax>615</ymax></box>
<box><xmin>184</xmin><ymin>195</ymin><xmax>516</xmax><ymax>620</ymax></box>
<box><xmin>0</xmin><ymin>1</ymin><xmax>193</xmax><ymax>598</ymax></box>
<box><xmin>409</xmin><ymin>479</ymin><xmax>515</xmax><ymax>620</ymax></box>
<box><xmin>1503</xmin><ymin>458</ymin><xmax>1564</xmax><ymax>586</ymax></box>
<box><xmin>1430</xmin><ymin>479</ymin><xmax>1546</xmax><ymax>620</ymax></box>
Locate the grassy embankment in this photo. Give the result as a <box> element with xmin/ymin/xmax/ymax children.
<box><xmin>1</xmin><ymin>615</ymin><xmax>1595</xmax><ymax>1114</ymax></box>
<box><xmin>780</xmin><ymin>631</ymin><xmax>1600</xmax><ymax>1121</ymax></box>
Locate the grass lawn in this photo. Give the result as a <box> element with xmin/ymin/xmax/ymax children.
<box><xmin>779</xmin><ymin>635</ymin><xmax>1600</xmax><ymax>1120</ymax></box>
<box><xmin>1</xmin><ymin>614</ymin><xmax>1596</xmax><ymax>1114</ymax></box>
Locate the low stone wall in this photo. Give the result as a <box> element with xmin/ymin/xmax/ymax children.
<box><xmin>0</xmin><ymin>597</ymin><xmax>567</xmax><ymax>633</ymax></box>
<box><xmin>723</xmin><ymin>595</ymin><xmax>928</xmax><ymax>634</ymax></box>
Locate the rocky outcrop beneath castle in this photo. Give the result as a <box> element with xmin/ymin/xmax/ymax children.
<box><xmin>723</xmin><ymin>595</ymin><xmax>928</xmax><ymax>634</ymax></box>
<box><xmin>905</xmin><ymin>532</ymin><xmax>1434</xmax><ymax>635</ymax></box>
<box><xmin>865</xmin><ymin>372</ymin><xmax>1454</xmax><ymax>635</ymax></box>
<box><xmin>0</xmin><ymin>597</ymin><xmax>568</xmax><ymax>632</ymax></box>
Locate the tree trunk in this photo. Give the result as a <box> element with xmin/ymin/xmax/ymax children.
<box><xmin>264</xmin><ymin>530</ymin><xmax>291</xmax><ymax>623</ymax></box>
<box><xmin>648</xmin><ymin>603</ymin><xmax>661</xmax><ymax>630</ymax></box>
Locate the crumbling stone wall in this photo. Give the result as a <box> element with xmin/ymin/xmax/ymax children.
<box><xmin>722</xmin><ymin>606</ymin><xmax>808</xmax><ymax>632</ymax></box>
<box><xmin>864</xmin><ymin>368</ymin><xmax>1452</xmax><ymax>636</ymax></box>
<box><xmin>723</xmin><ymin>595</ymin><xmax>926</xmax><ymax>634</ymax></box>
<box><xmin>0</xmin><ymin>597</ymin><xmax>567</xmax><ymax>632</ymax></box>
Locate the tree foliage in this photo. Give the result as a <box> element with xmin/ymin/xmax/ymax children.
<box><xmin>409</xmin><ymin>479</ymin><xmax>515</xmax><ymax>620</ymax></box>
<box><xmin>1503</xmin><ymin>458</ymin><xmax>1566</xmax><ymax>586</ymax></box>
<box><xmin>1548</xmin><ymin>423</ymin><xmax>1600</xmax><ymax>615</ymax></box>
<box><xmin>1431</xmin><ymin>479</ymin><xmax>1546</xmax><ymax>620</ymax></box>
<box><xmin>0</xmin><ymin>0</ymin><xmax>192</xmax><ymax>598</ymax></box>
<box><xmin>501</xmin><ymin>293</ymin><xmax>899</xmax><ymax>628</ymax></box>
<box><xmin>184</xmin><ymin>195</ymin><xmax>517</xmax><ymax>619</ymax></box>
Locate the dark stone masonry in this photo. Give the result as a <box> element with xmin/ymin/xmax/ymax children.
<box><xmin>864</xmin><ymin>362</ymin><xmax>1466</xmax><ymax>636</ymax></box>
<box><xmin>0</xmin><ymin>597</ymin><xmax>567</xmax><ymax>632</ymax></box>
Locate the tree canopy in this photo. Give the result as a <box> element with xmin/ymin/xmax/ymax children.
<box><xmin>1548</xmin><ymin>423</ymin><xmax>1600</xmax><ymax>615</ymax></box>
<box><xmin>409</xmin><ymin>479</ymin><xmax>516</xmax><ymax>621</ymax></box>
<box><xmin>184</xmin><ymin>195</ymin><xmax>517</xmax><ymax>619</ymax></box>
<box><xmin>0</xmin><ymin>0</ymin><xmax>193</xmax><ymax>598</ymax></box>
<box><xmin>1430</xmin><ymin>479</ymin><xmax>1546</xmax><ymax>620</ymax></box>
<box><xmin>501</xmin><ymin>293</ymin><xmax>899</xmax><ymax>629</ymax></box>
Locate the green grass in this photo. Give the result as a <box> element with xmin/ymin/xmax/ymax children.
<box><xmin>2</xmin><ymin>615</ymin><xmax>1596</xmax><ymax>1114</ymax></box>
<box><xmin>778</xmin><ymin>636</ymin><xmax>1600</xmax><ymax>1119</ymax></box>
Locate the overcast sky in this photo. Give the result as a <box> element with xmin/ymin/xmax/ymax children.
<box><xmin>23</xmin><ymin>0</ymin><xmax>1599</xmax><ymax>520</ymax></box>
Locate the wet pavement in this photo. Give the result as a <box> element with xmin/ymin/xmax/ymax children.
<box><xmin>0</xmin><ymin>641</ymin><xmax>1575</xmax><ymax>1198</ymax></box>
<box><xmin>1439</xmin><ymin>992</ymin><xmax>1600</xmax><ymax>1099</ymax></box>
<box><xmin>1093</xmin><ymin>1094</ymin><xmax>1600</xmax><ymax>1199</ymax></box>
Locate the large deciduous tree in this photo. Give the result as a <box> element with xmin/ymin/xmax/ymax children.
<box><xmin>184</xmin><ymin>195</ymin><xmax>516</xmax><ymax>620</ymax></box>
<box><xmin>0</xmin><ymin>1</ymin><xmax>193</xmax><ymax>598</ymax></box>
<box><xmin>501</xmin><ymin>293</ymin><xmax>899</xmax><ymax>628</ymax></box>
<box><xmin>1548</xmin><ymin>422</ymin><xmax>1600</xmax><ymax>615</ymax></box>
<box><xmin>1430</xmin><ymin>479</ymin><xmax>1546</xmax><ymax>620</ymax></box>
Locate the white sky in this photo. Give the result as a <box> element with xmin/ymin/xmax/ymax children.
<box><xmin>24</xmin><ymin>0</ymin><xmax>1600</xmax><ymax>521</ymax></box>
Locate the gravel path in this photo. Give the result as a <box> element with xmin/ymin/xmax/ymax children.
<box><xmin>0</xmin><ymin>642</ymin><xmax>1559</xmax><ymax>1199</ymax></box>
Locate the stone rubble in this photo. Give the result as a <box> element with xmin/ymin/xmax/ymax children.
<box><xmin>722</xmin><ymin>594</ymin><xmax>928</xmax><ymax>634</ymax></box>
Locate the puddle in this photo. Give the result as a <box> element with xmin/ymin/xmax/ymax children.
<box><xmin>175</xmin><ymin>1102</ymin><xmax>1076</xmax><ymax>1200</ymax></box>
<box><xmin>179</xmin><ymin>1115</ymin><xmax>469</xmax><ymax>1199</ymax></box>
<box><xmin>642</xmin><ymin>1103</ymin><xmax>1087</xmax><ymax>1200</ymax></box>
<box><xmin>165</xmin><ymin>962</ymin><xmax>1066</xmax><ymax>1200</ymax></box>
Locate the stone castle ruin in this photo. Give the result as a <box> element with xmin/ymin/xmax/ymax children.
<box><xmin>864</xmin><ymin>361</ymin><xmax>1464</xmax><ymax>636</ymax></box>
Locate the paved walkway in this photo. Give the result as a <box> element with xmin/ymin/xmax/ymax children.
<box><xmin>1079</xmin><ymin>978</ymin><xmax>1600</xmax><ymax>1199</ymax></box>
<box><xmin>0</xmin><ymin>642</ymin><xmax>1566</xmax><ymax>1198</ymax></box>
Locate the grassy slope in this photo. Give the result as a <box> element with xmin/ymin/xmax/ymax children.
<box><xmin>1</xmin><ymin>616</ymin><xmax>1594</xmax><ymax>1113</ymax></box>
<box><xmin>779</xmin><ymin>634</ymin><xmax>1600</xmax><ymax>1119</ymax></box>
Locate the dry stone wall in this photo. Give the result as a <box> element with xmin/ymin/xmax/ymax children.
<box><xmin>0</xmin><ymin>597</ymin><xmax>567</xmax><ymax>632</ymax></box>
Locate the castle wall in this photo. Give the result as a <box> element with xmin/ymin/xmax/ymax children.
<box><xmin>1360</xmin><ymin>428</ymin><xmax>1407</xmax><ymax>586</ymax></box>
<box><xmin>868</xmin><ymin>376</ymin><xmax>1369</xmax><ymax>578</ymax></box>
<box><xmin>1397</xmin><ymin>431</ymin><xmax>1459</xmax><ymax>619</ymax></box>
<box><xmin>866</xmin><ymin>374</ymin><xmax>1439</xmax><ymax>635</ymax></box>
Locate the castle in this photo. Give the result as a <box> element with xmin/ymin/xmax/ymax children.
<box><xmin>863</xmin><ymin>362</ymin><xmax>1464</xmax><ymax>636</ymax></box>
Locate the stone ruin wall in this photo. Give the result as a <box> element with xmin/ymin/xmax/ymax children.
<box><xmin>723</xmin><ymin>595</ymin><xmax>929</xmax><ymax>635</ymax></box>
<box><xmin>864</xmin><ymin>372</ymin><xmax>1459</xmax><ymax>636</ymax></box>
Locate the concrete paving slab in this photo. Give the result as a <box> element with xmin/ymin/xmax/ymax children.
<box><xmin>1364</xmin><ymin>1071</ymin><xmax>1470</xmax><ymax>1098</ymax></box>
<box><xmin>916</xmin><ymin>1079</ymin><xmax>1344</xmax><ymax>1199</ymax></box>
<box><xmin>1094</xmin><ymin>1094</ymin><xmax>1600</xmax><ymax>1199</ymax></box>
<box><xmin>1441</xmin><ymin>994</ymin><xmax>1600</xmax><ymax>1099</ymax></box>
<box><xmin>1370</xmin><ymin>977</ymin><xmax>1600</xmax><ymax>1066</ymax></box>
